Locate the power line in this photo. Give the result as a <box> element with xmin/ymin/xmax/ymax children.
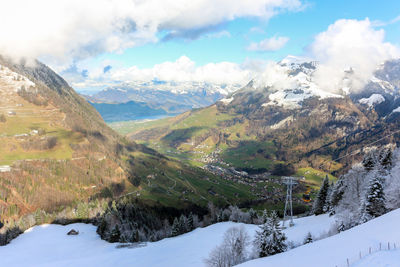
<box><xmin>319</xmin><ymin>128</ymin><xmax>400</xmax><ymax>170</ymax></box>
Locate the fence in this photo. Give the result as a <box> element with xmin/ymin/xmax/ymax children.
<box><xmin>335</xmin><ymin>241</ymin><xmax>398</xmax><ymax>267</ymax></box>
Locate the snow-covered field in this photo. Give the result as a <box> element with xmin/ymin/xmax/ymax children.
<box><xmin>0</xmin><ymin>214</ymin><xmax>334</xmax><ymax>267</ymax></box>
<box><xmin>240</xmin><ymin>209</ymin><xmax>400</xmax><ymax>267</ymax></box>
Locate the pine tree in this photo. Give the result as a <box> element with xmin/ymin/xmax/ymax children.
<box><xmin>254</xmin><ymin>211</ymin><xmax>287</xmax><ymax>258</ymax></box>
<box><xmin>379</xmin><ymin>147</ymin><xmax>392</xmax><ymax>170</ymax></box>
<box><xmin>313</xmin><ymin>175</ymin><xmax>330</xmax><ymax>215</ymax></box>
<box><xmin>249</xmin><ymin>208</ymin><xmax>257</xmax><ymax>224</ymax></box>
<box><xmin>303</xmin><ymin>232</ymin><xmax>313</xmax><ymax>244</ymax></box>
<box><xmin>261</xmin><ymin>209</ymin><xmax>268</xmax><ymax>223</ymax></box>
<box><xmin>362</xmin><ymin>152</ymin><xmax>376</xmax><ymax>171</ymax></box>
<box><xmin>360</xmin><ymin>176</ymin><xmax>386</xmax><ymax>223</ymax></box>
<box><xmin>187</xmin><ymin>212</ymin><xmax>194</xmax><ymax>231</ymax></box>
<box><xmin>329</xmin><ymin>176</ymin><xmax>346</xmax><ymax>210</ymax></box>
<box><xmin>109</xmin><ymin>225</ymin><xmax>121</xmax><ymax>243</ymax></box>
<box><xmin>171</xmin><ymin>217</ymin><xmax>180</xmax><ymax>237</ymax></box>
<box><xmin>179</xmin><ymin>214</ymin><xmax>187</xmax><ymax>233</ymax></box>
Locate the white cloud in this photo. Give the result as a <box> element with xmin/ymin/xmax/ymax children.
<box><xmin>308</xmin><ymin>18</ymin><xmax>400</xmax><ymax>93</ymax></box>
<box><xmin>71</xmin><ymin>56</ymin><xmax>258</xmax><ymax>90</ymax></box>
<box><xmin>0</xmin><ymin>0</ymin><xmax>303</xmax><ymax>66</ymax></box>
<box><xmin>247</xmin><ymin>36</ymin><xmax>290</xmax><ymax>51</ymax></box>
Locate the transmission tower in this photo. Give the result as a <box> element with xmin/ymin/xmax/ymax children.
<box><xmin>282</xmin><ymin>176</ymin><xmax>298</xmax><ymax>227</ymax></box>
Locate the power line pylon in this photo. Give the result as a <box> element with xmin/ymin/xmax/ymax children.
<box><xmin>282</xmin><ymin>176</ymin><xmax>298</xmax><ymax>228</ymax></box>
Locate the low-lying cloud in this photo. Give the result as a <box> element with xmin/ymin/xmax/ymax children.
<box><xmin>308</xmin><ymin>18</ymin><xmax>400</xmax><ymax>93</ymax></box>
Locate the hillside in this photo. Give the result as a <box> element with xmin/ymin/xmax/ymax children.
<box><xmin>240</xmin><ymin>209</ymin><xmax>400</xmax><ymax>267</ymax></box>
<box><xmin>0</xmin><ymin>214</ymin><xmax>334</xmax><ymax>266</ymax></box>
<box><xmin>0</xmin><ymin>56</ymin><xmax>262</xmax><ymax>241</ymax></box>
<box><xmin>121</xmin><ymin>59</ymin><xmax>400</xmax><ymax>178</ymax></box>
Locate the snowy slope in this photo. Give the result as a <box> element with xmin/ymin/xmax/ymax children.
<box><xmin>0</xmin><ymin>215</ymin><xmax>334</xmax><ymax>267</ymax></box>
<box><xmin>239</xmin><ymin>209</ymin><xmax>400</xmax><ymax>267</ymax></box>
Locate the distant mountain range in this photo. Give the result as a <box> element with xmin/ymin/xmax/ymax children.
<box><xmin>84</xmin><ymin>80</ymin><xmax>243</xmax><ymax>121</ymax></box>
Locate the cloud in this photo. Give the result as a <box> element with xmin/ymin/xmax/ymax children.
<box><xmin>308</xmin><ymin>18</ymin><xmax>400</xmax><ymax>93</ymax></box>
<box><xmin>0</xmin><ymin>0</ymin><xmax>303</xmax><ymax>66</ymax></box>
<box><xmin>70</xmin><ymin>56</ymin><xmax>259</xmax><ymax>91</ymax></box>
<box><xmin>247</xmin><ymin>36</ymin><xmax>289</xmax><ymax>51</ymax></box>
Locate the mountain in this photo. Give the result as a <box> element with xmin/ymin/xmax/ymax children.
<box><xmin>0</xmin><ymin>56</ymin><xmax>262</xmax><ymax>243</ymax></box>
<box><xmin>86</xmin><ymin>80</ymin><xmax>243</xmax><ymax>120</ymax></box>
<box><xmin>122</xmin><ymin>58</ymin><xmax>400</xmax><ymax>176</ymax></box>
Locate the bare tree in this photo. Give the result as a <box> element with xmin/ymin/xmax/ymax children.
<box><xmin>205</xmin><ymin>226</ymin><xmax>250</xmax><ymax>267</ymax></box>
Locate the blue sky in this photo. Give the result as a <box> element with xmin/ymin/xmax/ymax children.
<box><xmin>87</xmin><ymin>0</ymin><xmax>400</xmax><ymax>69</ymax></box>
<box><xmin>3</xmin><ymin>0</ymin><xmax>398</xmax><ymax>92</ymax></box>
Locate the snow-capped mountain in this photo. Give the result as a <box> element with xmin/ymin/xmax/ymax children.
<box><xmin>89</xmin><ymin>80</ymin><xmax>243</xmax><ymax>114</ymax></box>
<box><xmin>221</xmin><ymin>56</ymin><xmax>400</xmax><ymax>113</ymax></box>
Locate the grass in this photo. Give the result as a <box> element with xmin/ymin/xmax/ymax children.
<box><xmin>0</xmin><ymin>108</ymin><xmax>83</xmax><ymax>165</ymax></box>
<box><xmin>295</xmin><ymin>167</ymin><xmax>337</xmax><ymax>188</ymax></box>
<box><xmin>125</xmin><ymin>151</ymin><xmax>258</xmax><ymax>207</ymax></box>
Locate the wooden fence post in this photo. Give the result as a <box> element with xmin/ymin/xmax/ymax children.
<box><xmin>369</xmin><ymin>247</ymin><xmax>371</xmax><ymax>254</ymax></box>
<box><xmin>347</xmin><ymin>258</ymin><xmax>349</xmax><ymax>267</ymax></box>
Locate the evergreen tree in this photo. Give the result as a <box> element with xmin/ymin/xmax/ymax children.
<box><xmin>261</xmin><ymin>209</ymin><xmax>268</xmax><ymax>224</ymax></box>
<box><xmin>329</xmin><ymin>176</ymin><xmax>346</xmax><ymax>210</ymax></box>
<box><xmin>254</xmin><ymin>211</ymin><xmax>287</xmax><ymax>258</ymax></box>
<box><xmin>179</xmin><ymin>214</ymin><xmax>187</xmax><ymax>233</ymax></box>
<box><xmin>109</xmin><ymin>225</ymin><xmax>121</xmax><ymax>243</ymax></box>
<box><xmin>303</xmin><ymin>232</ymin><xmax>313</xmax><ymax>244</ymax></box>
<box><xmin>313</xmin><ymin>175</ymin><xmax>330</xmax><ymax>215</ymax></box>
<box><xmin>362</xmin><ymin>152</ymin><xmax>376</xmax><ymax>171</ymax></box>
<box><xmin>379</xmin><ymin>147</ymin><xmax>393</xmax><ymax>170</ymax></box>
<box><xmin>360</xmin><ymin>176</ymin><xmax>386</xmax><ymax>223</ymax></box>
<box><xmin>187</xmin><ymin>212</ymin><xmax>194</xmax><ymax>231</ymax></box>
<box><xmin>249</xmin><ymin>208</ymin><xmax>257</xmax><ymax>224</ymax></box>
<box><xmin>171</xmin><ymin>217</ymin><xmax>180</xmax><ymax>237</ymax></box>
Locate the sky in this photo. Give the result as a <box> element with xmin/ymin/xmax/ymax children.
<box><xmin>1</xmin><ymin>0</ymin><xmax>400</xmax><ymax>93</ymax></box>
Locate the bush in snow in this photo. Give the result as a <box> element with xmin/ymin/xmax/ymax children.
<box><xmin>205</xmin><ymin>226</ymin><xmax>250</xmax><ymax>267</ymax></box>
<box><xmin>303</xmin><ymin>232</ymin><xmax>313</xmax><ymax>244</ymax></box>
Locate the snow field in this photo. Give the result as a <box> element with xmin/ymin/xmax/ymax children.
<box><xmin>0</xmin><ymin>214</ymin><xmax>334</xmax><ymax>267</ymax></box>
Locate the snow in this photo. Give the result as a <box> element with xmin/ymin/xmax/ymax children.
<box><xmin>219</xmin><ymin>97</ymin><xmax>234</xmax><ymax>104</ymax></box>
<box><xmin>270</xmin><ymin>115</ymin><xmax>294</xmax><ymax>129</ymax></box>
<box><xmin>239</xmin><ymin>209</ymin><xmax>400</xmax><ymax>267</ymax></box>
<box><xmin>359</xmin><ymin>94</ymin><xmax>385</xmax><ymax>107</ymax></box>
<box><xmin>0</xmin><ymin>64</ymin><xmax>35</xmax><ymax>92</ymax></box>
<box><xmin>392</xmin><ymin>106</ymin><xmax>400</xmax><ymax>113</ymax></box>
<box><xmin>0</xmin><ymin>215</ymin><xmax>334</xmax><ymax>267</ymax></box>
<box><xmin>353</xmin><ymin>250</ymin><xmax>400</xmax><ymax>267</ymax></box>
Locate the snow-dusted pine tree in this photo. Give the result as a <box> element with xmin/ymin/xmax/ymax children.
<box><xmin>171</xmin><ymin>217</ymin><xmax>180</xmax><ymax>237</ymax></box>
<box><xmin>187</xmin><ymin>212</ymin><xmax>194</xmax><ymax>231</ymax></box>
<box><xmin>313</xmin><ymin>175</ymin><xmax>330</xmax><ymax>215</ymax></box>
<box><xmin>253</xmin><ymin>211</ymin><xmax>287</xmax><ymax>258</ymax></box>
<box><xmin>359</xmin><ymin>176</ymin><xmax>386</xmax><ymax>223</ymax></box>
<box><xmin>362</xmin><ymin>150</ymin><xmax>376</xmax><ymax>171</ymax></box>
<box><xmin>378</xmin><ymin>146</ymin><xmax>393</xmax><ymax>170</ymax></box>
<box><xmin>329</xmin><ymin>175</ymin><xmax>346</xmax><ymax>212</ymax></box>
<box><xmin>179</xmin><ymin>214</ymin><xmax>187</xmax><ymax>233</ymax></box>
